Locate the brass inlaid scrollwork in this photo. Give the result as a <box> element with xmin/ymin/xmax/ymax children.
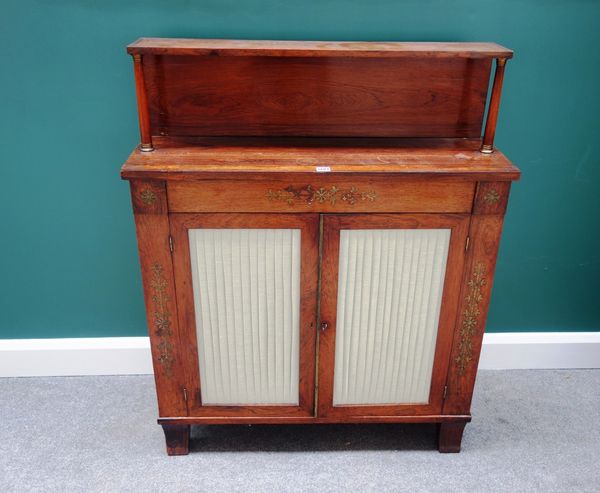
<box><xmin>150</xmin><ymin>263</ymin><xmax>174</xmax><ymax>377</ymax></box>
<box><xmin>483</xmin><ymin>188</ymin><xmax>500</xmax><ymax>205</ymax></box>
<box><xmin>140</xmin><ymin>188</ymin><xmax>158</xmax><ymax>205</ymax></box>
<box><xmin>266</xmin><ymin>185</ymin><xmax>377</xmax><ymax>206</ymax></box>
<box><xmin>455</xmin><ymin>262</ymin><xmax>487</xmax><ymax>376</ymax></box>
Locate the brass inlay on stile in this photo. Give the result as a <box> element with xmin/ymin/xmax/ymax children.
<box><xmin>266</xmin><ymin>185</ymin><xmax>377</xmax><ymax>206</ymax></box>
<box><xmin>483</xmin><ymin>188</ymin><xmax>501</xmax><ymax>204</ymax></box>
<box><xmin>150</xmin><ymin>262</ymin><xmax>175</xmax><ymax>377</ymax></box>
<box><xmin>140</xmin><ymin>188</ymin><xmax>158</xmax><ymax>205</ymax></box>
<box><xmin>455</xmin><ymin>262</ymin><xmax>487</xmax><ymax>376</ymax></box>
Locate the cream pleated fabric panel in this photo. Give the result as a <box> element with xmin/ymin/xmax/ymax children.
<box><xmin>189</xmin><ymin>228</ymin><xmax>301</xmax><ymax>405</ymax></box>
<box><xmin>333</xmin><ymin>229</ymin><xmax>450</xmax><ymax>405</ymax></box>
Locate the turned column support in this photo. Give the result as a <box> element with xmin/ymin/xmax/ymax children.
<box><xmin>132</xmin><ymin>54</ymin><xmax>154</xmax><ymax>152</ymax></box>
<box><xmin>481</xmin><ymin>58</ymin><xmax>508</xmax><ymax>154</ymax></box>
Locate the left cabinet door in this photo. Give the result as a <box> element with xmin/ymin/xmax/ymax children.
<box><xmin>169</xmin><ymin>213</ymin><xmax>320</xmax><ymax>418</ymax></box>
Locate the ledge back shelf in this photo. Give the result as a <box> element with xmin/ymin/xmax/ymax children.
<box><xmin>127</xmin><ymin>38</ymin><xmax>512</xmax><ymax>153</ymax></box>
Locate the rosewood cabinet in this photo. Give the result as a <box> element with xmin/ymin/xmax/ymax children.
<box><xmin>121</xmin><ymin>38</ymin><xmax>520</xmax><ymax>455</ymax></box>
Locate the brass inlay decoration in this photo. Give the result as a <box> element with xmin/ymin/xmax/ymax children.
<box><xmin>483</xmin><ymin>188</ymin><xmax>501</xmax><ymax>205</ymax></box>
<box><xmin>150</xmin><ymin>263</ymin><xmax>175</xmax><ymax>377</ymax></box>
<box><xmin>140</xmin><ymin>188</ymin><xmax>158</xmax><ymax>205</ymax></box>
<box><xmin>455</xmin><ymin>262</ymin><xmax>487</xmax><ymax>376</ymax></box>
<box><xmin>266</xmin><ymin>185</ymin><xmax>377</xmax><ymax>206</ymax></box>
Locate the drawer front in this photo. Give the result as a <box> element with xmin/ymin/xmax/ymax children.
<box><xmin>167</xmin><ymin>177</ymin><xmax>475</xmax><ymax>213</ymax></box>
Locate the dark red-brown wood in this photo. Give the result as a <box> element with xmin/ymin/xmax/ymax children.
<box><xmin>129</xmin><ymin>180</ymin><xmax>187</xmax><ymax>418</ymax></box>
<box><xmin>481</xmin><ymin>58</ymin><xmax>508</xmax><ymax>153</ymax></box>
<box><xmin>438</xmin><ymin>421</ymin><xmax>467</xmax><ymax>453</ymax></box>
<box><xmin>166</xmin><ymin>177</ymin><xmax>475</xmax><ymax>214</ymax></box>
<box><xmin>162</xmin><ymin>424</ymin><xmax>190</xmax><ymax>456</ymax></box>
<box><xmin>122</xmin><ymin>39</ymin><xmax>519</xmax><ymax>455</ymax></box>
<box><xmin>132</xmin><ymin>55</ymin><xmax>153</xmax><ymax>151</ymax></box>
<box><xmin>443</xmin><ymin>183</ymin><xmax>511</xmax><ymax>421</ymax></box>
<box><xmin>121</xmin><ymin>137</ymin><xmax>520</xmax><ymax>182</ymax></box>
<box><xmin>141</xmin><ymin>55</ymin><xmax>491</xmax><ymax>138</ymax></box>
<box><xmin>157</xmin><ymin>414</ymin><xmax>471</xmax><ymax>425</ymax></box>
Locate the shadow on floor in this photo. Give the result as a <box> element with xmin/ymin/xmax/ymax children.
<box><xmin>190</xmin><ymin>423</ymin><xmax>440</xmax><ymax>452</ymax></box>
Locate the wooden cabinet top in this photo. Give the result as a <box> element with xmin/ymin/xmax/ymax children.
<box><xmin>122</xmin><ymin>38</ymin><xmax>518</xmax><ymax>181</ymax></box>
<box><xmin>121</xmin><ymin>136</ymin><xmax>519</xmax><ymax>181</ymax></box>
<box><xmin>127</xmin><ymin>38</ymin><xmax>513</xmax><ymax>59</ymax></box>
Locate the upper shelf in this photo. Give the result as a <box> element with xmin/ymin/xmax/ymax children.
<box><xmin>126</xmin><ymin>37</ymin><xmax>514</xmax><ymax>154</ymax></box>
<box><xmin>127</xmin><ymin>38</ymin><xmax>513</xmax><ymax>59</ymax></box>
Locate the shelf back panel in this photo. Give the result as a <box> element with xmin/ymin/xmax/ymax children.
<box><xmin>141</xmin><ymin>55</ymin><xmax>492</xmax><ymax>138</ymax></box>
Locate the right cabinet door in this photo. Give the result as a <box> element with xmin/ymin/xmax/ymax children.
<box><xmin>317</xmin><ymin>214</ymin><xmax>469</xmax><ymax>418</ymax></box>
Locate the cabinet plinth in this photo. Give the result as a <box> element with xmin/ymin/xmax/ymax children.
<box><xmin>121</xmin><ymin>38</ymin><xmax>519</xmax><ymax>455</ymax></box>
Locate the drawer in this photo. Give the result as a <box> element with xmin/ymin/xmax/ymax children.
<box><xmin>167</xmin><ymin>177</ymin><xmax>475</xmax><ymax>213</ymax></box>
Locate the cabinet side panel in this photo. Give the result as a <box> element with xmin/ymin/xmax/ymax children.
<box><xmin>130</xmin><ymin>180</ymin><xmax>187</xmax><ymax>417</ymax></box>
<box><xmin>188</xmin><ymin>228</ymin><xmax>301</xmax><ymax>405</ymax></box>
<box><xmin>443</xmin><ymin>182</ymin><xmax>511</xmax><ymax>415</ymax></box>
<box><xmin>333</xmin><ymin>229</ymin><xmax>450</xmax><ymax>405</ymax></box>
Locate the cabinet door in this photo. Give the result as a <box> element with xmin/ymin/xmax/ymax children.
<box><xmin>317</xmin><ymin>214</ymin><xmax>469</xmax><ymax>418</ymax></box>
<box><xmin>170</xmin><ymin>214</ymin><xmax>319</xmax><ymax>417</ymax></box>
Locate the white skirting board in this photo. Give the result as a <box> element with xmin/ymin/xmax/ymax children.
<box><xmin>479</xmin><ymin>332</ymin><xmax>600</xmax><ymax>370</ymax></box>
<box><xmin>0</xmin><ymin>333</ymin><xmax>598</xmax><ymax>377</ymax></box>
<box><xmin>0</xmin><ymin>337</ymin><xmax>154</xmax><ymax>377</ymax></box>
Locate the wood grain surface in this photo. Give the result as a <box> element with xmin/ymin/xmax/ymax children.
<box><xmin>141</xmin><ymin>55</ymin><xmax>491</xmax><ymax>138</ymax></box>
<box><xmin>166</xmin><ymin>177</ymin><xmax>475</xmax><ymax>213</ymax></box>
<box><xmin>121</xmin><ymin>137</ymin><xmax>520</xmax><ymax>181</ymax></box>
<box><xmin>127</xmin><ymin>38</ymin><xmax>512</xmax><ymax>58</ymax></box>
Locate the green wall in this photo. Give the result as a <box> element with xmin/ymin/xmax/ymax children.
<box><xmin>1</xmin><ymin>0</ymin><xmax>599</xmax><ymax>338</ymax></box>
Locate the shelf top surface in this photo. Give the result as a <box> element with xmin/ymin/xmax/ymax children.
<box><xmin>121</xmin><ymin>137</ymin><xmax>520</xmax><ymax>181</ymax></box>
<box><xmin>127</xmin><ymin>38</ymin><xmax>513</xmax><ymax>58</ymax></box>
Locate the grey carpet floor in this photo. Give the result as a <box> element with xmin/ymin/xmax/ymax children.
<box><xmin>0</xmin><ymin>370</ymin><xmax>598</xmax><ymax>493</ymax></box>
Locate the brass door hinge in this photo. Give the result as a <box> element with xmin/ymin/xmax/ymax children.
<box><xmin>443</xmin><ymin>385</ymin><xmax>448</xmax><ymax>400</ymax></box>
<box><xmin>465</xmin><ymin>236</ymin><xmax>470</xmax><ymax>251</ymax></box>
<box><xmin>168</xmin><ymin>235</ymin><xmax>174</xmax><ymax>253</ymax></box>
<box><xmin>183</xmin><ymin>387</ymin><xmax>188</xmax><ymax>402</ymax></box>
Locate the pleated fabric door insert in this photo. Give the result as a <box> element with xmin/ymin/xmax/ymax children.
<box><xmin>188</xmin><ymin>228</ymin><xmax>301</xmax><ymax>405</ymax></box>
<box><xmin>333</xmin><ymin>229</ymin><xmax>450</xmax><ymax>405</ymax></box>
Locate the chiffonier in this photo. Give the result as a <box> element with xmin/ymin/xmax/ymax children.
<box><xmin>121</xmin><ymin>38</ymin><xmax>520</xmax><ymax>455</ymax></box>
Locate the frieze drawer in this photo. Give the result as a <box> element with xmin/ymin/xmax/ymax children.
<box><xmin>167</xmin><ymin>178</ymin><xmax>476</xmax><ymax>213</ymax></box>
